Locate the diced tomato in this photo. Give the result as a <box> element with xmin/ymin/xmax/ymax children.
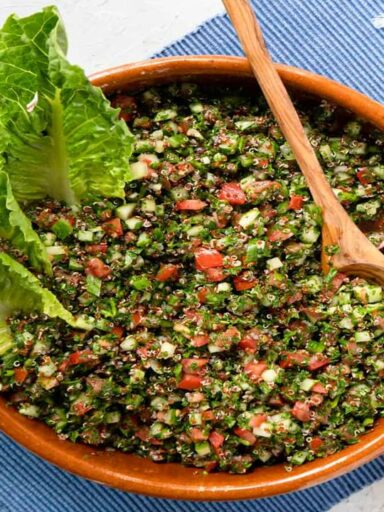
<box><xmin>269</xmin><ymin>395</ymin><xmax>285</xmax><ymax>406</ymax></box>
<box><xmin>356</xmin><ymin>168</ymin><xmax>372</xmax><ymax>185</ymax></box>
<box><xmin>216</xmin><ymin>327</ymin><xmax>241</xmax><ymax>349</ymax></box>
<box><xmin>155</xmin><ymin>264</ymin><xmax>179</xmax><ymax>282</ymax></box>
<box><xmin>135</xmin><ymin>427</ymin><xmax>150</xmax><ymax>442</ymax></box>
<box><xmin>202</xmin><ymin>410</ymin><xmax>215</xmax><ymax>421</ymax></box>
<box><xmin>181</xmin><ymin>358</ymin><xmax>209</xmax><ymax>375</ymax></box>
<box><xmin>68</xmin><ymin>350</ymin><xmax>96</xmax><ymax>366</ymax></box>
<box><xmin>102</xmin><ymin>218</ymin><xmax>123</xmax><ymax>237</ymax></box>
<box><xmin>312</xmin><ymin>383</ymin><xmax>328</xmax><ymax>395</ymax></box>
<box><xmin>111</xmin><ymin>326</ymin><xmax>125</xmax><ymax>339</ymax></box>
<box><xmin>268</xmin><ymin>229</ymin><xmax>293</xmax><ymax>242</ymax></box>
<box><xmin>14</xmin><ymin>368</ymin><xmax>28</xmax><ymax>384</ymax></box>
<box><xmin>308</xmin><ymin>354</ymin><xmax>330</xmax><ymax>371</ymax></box>
<box><xmin>176</xmin><ymin>199</ymin><xmax>207</xmax><ymax>211</ymax></box>
<box><xmin>113</xmin><ymin>94</ymin><xmax>137</xmax><ymax>110</ymax></box>
<box><xmin>233</xmin><ymin>273</ymin><xmax>258</xmax><ymax>291</ymax></box>
<box><xmin>292</xmin><ymin>401</ymin><xmax>311</xmax><ymax>422</ymax></box>
<box><xmin>288</xmin><ymin>195</ymin><xmax>304</xmax><ymax>210</ymax></box>
<box><xmin>191</xmin><ymin>334</ymin><xmax>210</xmax><ymax>347</ymax></box>
<box><xmin>218</xmin><ymin>182</ymin><xmax>246</xmax><ymax>205</ymax></box>
<box><xmin>86</xmin><ymin>258</ymin><xmax>111</xmax><ymax>279</ymax></box>
<box><xmin>249</xmin><ymin>414</ymin><xmax>267</xmax><ymax>428</ymax></box>
<box><xmin>194</xmin><ymin>248</ymin><xmax>223</xmax><ymax>270</ymax></box>
<box><xmin>131</xmin><ymin>309</ymin><xmax>145</xmax><ymax>327</ymax></box>
<box><xmin>73</xmin><ymin>402</ymin><xmax>93</xmax><ymax>416</ymax></box>
<box><xmin>243</xmin><ymin>180</ymin><xmax>280</xmax><ymax>199</ymax></box>
<box><xmin>183</xmin><ymin>309</ymin><xmax>203</xmax><ymax>323</ymax></box>
<box><xmin>190</xmin><ymin>428</ymin><xmax>208</xmax><ymax>441</ymax></box>
<box><xmin>238</xmin><ymin>336</ymin><xmax>257</xmax><ymax>352</ymax></box>
<box><xmin>234</xmin><ymin>427</ymin><xmax>256</xmax><ymax>445</ymax></box>
<box><xmin>310</xmin><ymin>437</ymin><xmax>324</xmax><ymax>452</ymax></box>
<box><xmin>209</xmin><ymin>431</ymin><xmax>225</xmax><ymax>449</ymax></box>
<box><xmin>244</xmin><ymin>361</ymin><xmax>268</xmax><ymax>381</ymax></box>
<box><xmin>177</xmin><ymin>374</ymin><xmax>203</xmax><ymax>390</ymax></box>
<box><xmin>204</xmin><ymin>267</ymin><xmax>225</xmax><ymax>282</ymax></box>
<box><xmin>279</xmin><ymin>351</ymin><xmax>308</xmax><ymax>369</ymax></box>
<box><xmin>197</xmin><ymin>287</ymin><xmax>209</xmax><ymax>303</ymax></box>
<box><xmin>86</xmin><ymin>243</ymin><xmax>108</xmax><ymax>255</ymax></box>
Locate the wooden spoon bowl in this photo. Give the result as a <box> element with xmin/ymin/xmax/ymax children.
<box><xmin>1</xmin><ymin>56</ymin><xmax>384</xmax><ymax>500</ymax></box>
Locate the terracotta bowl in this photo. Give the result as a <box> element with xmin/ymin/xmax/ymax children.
<box><xmin>1</xmin><ymin>56</ymin><xmax>384</xmax><ymax>501</ymax></box>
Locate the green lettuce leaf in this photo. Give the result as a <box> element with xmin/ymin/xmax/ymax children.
<box><xmin>0</xmin><ymin>253</ymin><xmax>81</xmax><ymax>354</ymax></box>
<box><xmin>0</xmin><ymin>169</ymin><xmax>51</xmax><ymax>274</ymax></box>
<box><xmin>0</xmin><ymin>6</ymin><xmax>133</xmax><ymax>205</ymax></box>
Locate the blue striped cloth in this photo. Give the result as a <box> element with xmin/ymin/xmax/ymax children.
<box><xmin>1</xmin><ymin>1</ymin><xmax>384</xmax><ymax>510</ymax></box>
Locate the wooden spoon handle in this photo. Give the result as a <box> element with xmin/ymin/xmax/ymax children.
<box><xmin>223</xmin><ymin>0</ymin><xmax>343</xmax><ymax>212</ymax></box>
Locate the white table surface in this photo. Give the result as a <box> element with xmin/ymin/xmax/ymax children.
<box><xmin>0</xmin><ymin>2</ymin><xmax>383</xmax><ymax>510</ymax></box>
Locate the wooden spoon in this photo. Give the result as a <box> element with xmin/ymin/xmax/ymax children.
<box><xmin>223</xmin><ymin>0</ymin><xmax>384</xmax><ymax>285</ymax></box>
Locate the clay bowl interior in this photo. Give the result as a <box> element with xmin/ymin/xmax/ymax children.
<box><xmin>1</xmin><ymin>56</ymin><xmax>384</xmax><ymax>501</ymax></box>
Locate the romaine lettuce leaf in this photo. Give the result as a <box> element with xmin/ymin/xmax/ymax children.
<box><xmin>0</xmin><ymin>170</ymin><xmax>51</xmax><ymax>274</ymax></box>
<box><xmin>0</xmin><ymin>6</ymin><xmax>133</xmax><ymax>205</ymax></box>
<box><xmin>0</xmin><ymin>253</ymin><xmax>82</xmax><ymax>354</ymax></box>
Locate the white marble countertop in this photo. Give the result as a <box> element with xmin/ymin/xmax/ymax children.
<box><xmin>0</xmin><ymin>1</ymin><xmax>383</xmax><ymax>510</ymax></box>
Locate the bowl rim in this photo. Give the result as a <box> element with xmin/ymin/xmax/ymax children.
<box><xmin>1</xmin><ymin>55</ymin><xmax>383</xmax><ymax>502</ymax></box>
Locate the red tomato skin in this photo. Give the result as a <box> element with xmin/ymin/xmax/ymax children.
<box><xmin>176</xmin><ymin>199</ymin><xmax>207</xmax><ymax>211</ymax></box>
<box><xmin>194</xmin><ymin>248</ymin><xmax>223</xmax><ymax>270</ymax></box>
<box><xmin>268</xmin><ymin>230</ymin><xmax>293</xmax><ymax>242</ymax></box>
<box><xmin>86</xmin><ymin>258</ymin><xmax>111</xmax><ymax>279</ymax></box>
<box><xmin>279</xmin><ymin>351</ymin><xmax>309</xmax><ymax>369</ymax></box>
<box><xmin>177</xmin><ymin>374</ymin><xmax>203</xmax><ymax>390</ymax></box>
<box><xmin>356</xmin><ymin>168</ymin><xmax>371</xmax><ymax>185</ymax></box>
<box><xmin>155</xmin><ymin>264</ymin><xmax>179</xmax><ymax>282</ymax></box>
<box><xmin>234</xmin><ymin>427</ymin><xmax>256</xmax><ymax>445</ymax></box>
<box><xmin>244</xmin><ymin>361</ymin><xmax>268</xmax><ymax>381</ymax></box>
<box><xmin>190</xmin><ymin>428</ymin><xmax>208</xmax><ymax>441</ymax></box>
<box><xmin>292</xmin><ymin>401</ymin><xmax>311</xmax><ymax>422</ymax></box>
<box><xmin>205</xmin><ymin>267</ymin><xmax>225</xmax><ymax>282</ymax></box>
<box><xmin>310</xmin><ymin>437</ymin><xmax>324</xmax><ymax>452</ymax></box>
<box><xmin>218</xmin><ymin>182</ymin><xmax>246</xmax><ymax>205</ymax></box>
<box><xmin>73</xmin><ymin>402</ymin><xmax>93</xmax><ymax>416</ymax></box>
<box><xmin>111</xmin><ymin>326</ymin><xmax>125</xmax><ymax>339</ymax></box>
<box><xmin>181</xmin><ymin>358</ymin><xmax>209</xmax><ymax>375</ymax></box>
<box><xmin>14</xmin><ymin>368</ymin><xmax>28</xmax><ymax>384</ymax></box>
<box><xmin>312</xmin><ymin>383</ymin><xmax>328</xmax><ymax>394</ymax></box>
<box><xmin>197</xmin><ymin>287</ymin><xmax>209</xmax><ymax>303</ymax></box>
<box><xmin>86</xmin><ymin>243</ymin><xmax>108</xmax><ymax>255</ymax></box>
<box><xmin>288</xmin><ymin>195</ymin><xmax>304</xmax><ymax>210</ymax></box>
<box><xmin>308</xmin><ymin>355</ymin><xmax>330</xmax><ymax>371</ymax></box>
<box><xmin>191</xmin><ymin>335</ymin><xmax>210</xmax><ymax>347</ymax></box>
<box><xmin>209</xmin><ymin>431</ymin><xmax>225</xmax><ymax>449</ymax></box>
<box><xmin>102</xmin><ymin>218</ymin><xmax>123</xmax><ymax>237</ymax></box>
<box><xmin>249</xmin><ymin>414</ymin><xmax>267</xmax><ymax>428</ymax></box>
<box><xmin>233</xmin><ymin>274</ymin><xmax>257</xmax><ymax>291</ymax></box>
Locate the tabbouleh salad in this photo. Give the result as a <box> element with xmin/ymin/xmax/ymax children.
<box><xmin>0</xmin><ymin>8</ymin><xmax>383</xmax><ymax>476</ymax></box>
<box><xmin>2</xmin><ymin>81</ymin><xmax>384</xmax><ymax>474</ymax></box>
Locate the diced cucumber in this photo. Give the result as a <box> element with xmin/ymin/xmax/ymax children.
<box><xmin>154</xmin><ymin>109</ymin><xmax>177</xmax><ymax>121</ymax></box>
<box><xmin>300</xmin><ymin>227</ymin><xmax>320</xmax><ymax>244</ymax></box>
<box><xmin>195</xmin><ymin>441</ymin><xmax>211</xmax><ymax>456</ymax></box>
<box><xmin>355</xmin><ymin>331</ymin><xmax>371</xmax><ymax>342</ymax></box>
<box><xmin>159</xmin><ymin>342</ymin><xmax>176</xmax><ymax>359</ymax></box>
<box><xmin>116</xmin><ymin>203</ymin><xmax>136</xmax><ymax>220</ymax></box>
<box><xmin>125</xmin><ymin>217</ymin><xmax>143</xmax><ymax>230</ymax></box>
<box><xmin>239</xmin><ymin>208</ymin><xmax>260</xmax><ymax>228</ymax></box>
<box><xmin>120</xmin><ymin>336</ymin><xmax>137</xmax><ymax>351</ymax></box>
<box><xmin>190</xmin><ymin>102</ymin><xmax>203</xmax><ymax>113</ymax></box>
<box><xmin>300</xmin><ymin>378</ymin><xmax>316</xmax><ymax>391</ymax></box>
<box><xmin>77</xmin><ymin>230</ymin><xmax>94</xmax><ymax>242</ymax></box>
<box><xmin>267</xmin><ymin>257</ymin><xmax>283</xmax><ymax>271</ymax></box>
<box><xmin>141</xmin><ymin>198</ymin><xmax>156</xmax><ymax>213</ymax></box>
<box><xmin>171</xmin><ymin>187</ymin><xmax>188</xmax><ymax>201</ymax></box>
<box><xmin>69</xmin><ymin>258</ymin><xmax>83</xmax><ymax>271</ymax></box>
